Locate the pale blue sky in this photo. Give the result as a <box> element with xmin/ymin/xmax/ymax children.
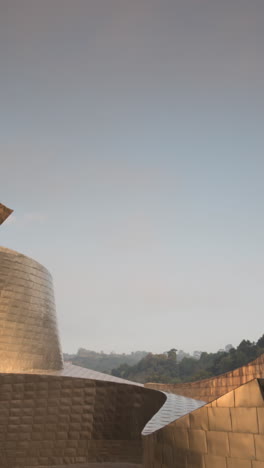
<box><xmin>1</xmin><ymin>0</ymin><xmax>263</xmax><ymax>353</ymax></box>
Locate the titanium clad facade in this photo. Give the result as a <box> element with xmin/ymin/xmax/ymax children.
<box><xmin>0</xmin><ymin>373</ymin><xmax>165</xmax><ymax>466</ymax></box>
<box><xmin>1</xmin><ymin>204</ymin><xmax>264</xmax><ymax>467</ymax></box>
<box><xmin>0</xmin><ymin>203</ymin><xmax>13</xmax><ymax>225</ymax></box>
<box><xmin>0</xmin><ymin>247</ymin><xmax>63</xmax><ymax>372</ymax></box>
<box><xmin>143</xmin><ymin>378</ymin><xmax>264</xmax><ymax>468</ymax></box>
<box><xmin>145</xmin><ymin>353</ymin><xmax>264</xmax><ymax>402</ymax></box>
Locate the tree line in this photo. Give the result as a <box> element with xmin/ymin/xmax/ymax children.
<box><xmin>64</xmin><ymin>349</ymin><xmax>148</xmax><ymax>374</ymax></box>
<box><xmin>111</xmin><ymin>334</ymin><xmax>264</xmax><ymax>384</ymax></box>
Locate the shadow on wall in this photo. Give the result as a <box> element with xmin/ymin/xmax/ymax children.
<box><xmin>0</xmin><ymin>373</ymin><xmax>165</xmax><ymax>466</ymax></box>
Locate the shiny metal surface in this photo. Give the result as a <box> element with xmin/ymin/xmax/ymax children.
<box><xmin>145</xmin><ymin>353</ymin><xmax>264</xmax><ymax>402</ymax></box>
<box><xmin>1</xmin><ymin>203</ymin><xmax>263</xmax><ymax>466</ymax></box>
<box><xmin>0</xmin><ymin>371</ymin><xmax>165</xmax><ymax>466</ymax></box>
<box><xmin>9</xmin><ymin>360</ymin><xmax>144</xmax><ymax>386</ymax></box>
<box><xmin>0</xmin><ymin>246</ymin><xmax>63</xmax><ymax>371</ymax></box>
<box><xmin>143</xmin><ymin>392</ymin><xmax>205</xmax><ymax>435</ymax></box>
<box><xmin>143</xmin><ymin>379</ymin><xmax>264</xmax><ymax>467</ymax></box>
<box><xmin>0</xmin><ymin>203</ymin><xmax>13</xmax><ymax>225</ymax></box>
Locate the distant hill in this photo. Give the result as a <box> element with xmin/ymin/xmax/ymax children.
<box><xmin>111</xmin><ymin>334</ymin><xmax>264</xmax><ymax>384</ymax></box>
<box><xmin>63</xmin><ymin>349</ymin><xmax>148</xmax><ymax>374</ymax></box>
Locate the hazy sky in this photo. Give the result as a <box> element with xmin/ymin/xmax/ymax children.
<box><xmin>1</xmin><ymin>0</ymin><xmax>263</xmax><ymax>354</ymax></box>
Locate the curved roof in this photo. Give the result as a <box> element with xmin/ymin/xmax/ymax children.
<box><xmin>142</xmin><ymin>391</ymin><xmax>205</xmax><ymax>435</ymax></box>
<box><xmin>5</xmin><ymin>361</ymin><xmax>205</xmax><ymax>434</ymax></box>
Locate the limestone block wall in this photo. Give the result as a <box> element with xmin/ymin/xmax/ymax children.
<box><xmin>145</xmin><ymin>354</ymin><xmax>264</xmax><ymax>402</ymax></box>
<box><xmin>143</xmin><ymin>378</ymin><xmax>264</xmax><ymax>468</ymax></box>
<box><xmin>0</xmin><ymin>373</ymin><xmax>165</xmax><ymax>467</ymax></box>
<box><xmin>0</xmin><ymin>247</ymin><xmax>63</xmax><ymax>372</ymax></box>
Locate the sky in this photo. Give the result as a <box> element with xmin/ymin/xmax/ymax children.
<box><xmin>1</xmin><ymin>0</ymin><xmax>263</xmax><ymax>354</ymax></box>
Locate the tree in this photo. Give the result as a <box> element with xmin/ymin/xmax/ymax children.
<box><xmin>167</xmin><ymin>348</ymin><xmax>177</xmax><ymax>361</ymax></box>
<box><xmin>109</xmin><ymin>333</ymin><xmax>264</xmax><ymax>384</ymax></box>
<box><xmin>257</xmin><ymin>334</ymin><xmax>264</xmax><ymax>348</ymax></box>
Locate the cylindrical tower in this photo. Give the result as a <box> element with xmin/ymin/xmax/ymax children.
<box><xmin>0</xmin><ymin>246</ymin><xmax>63</xmax><ymax>372</ymax></box>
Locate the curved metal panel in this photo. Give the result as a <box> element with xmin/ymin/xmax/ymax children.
<box><xmin>0</xmin><ymin>247</ymin><xmax>63</xmax><ymax>371</ymax></box>
<box><xmin>145</xmin><ymin>353</ymin><xmax>264</xmax><ymax>402</ymax></box>
<box><xmin>0</xmin><ymin>373</ymin><xmax>165</xmax><ymax>466</ymax></box>
<box><xmin>143</xmin><ymin>378</ymin><xmax>264</xmax><ymax>468</ymax></box>
<box><xmin>143</xmin><ymin>392</ymin><xmax>205</xmax><ymax>435</ymax></box>
<box><xmin>0</xmin><ymin>203</ymin><xmax>13</xmax><ymax>225</ymax></box>
<box><xmin>2</xmin><ymin>205</ymin><xmax>263</xmax><ymax>466</ymax></box>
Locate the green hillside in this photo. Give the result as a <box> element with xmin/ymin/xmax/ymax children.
<box><xmin>64</xmin><ymin>349</ymin><xmax>148</xmax><ymax>374</ymax></box>
<box><xmin>111</xmin><ymin>334</ymin><xmax>264</xmax><ymax>384</ymax></box>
